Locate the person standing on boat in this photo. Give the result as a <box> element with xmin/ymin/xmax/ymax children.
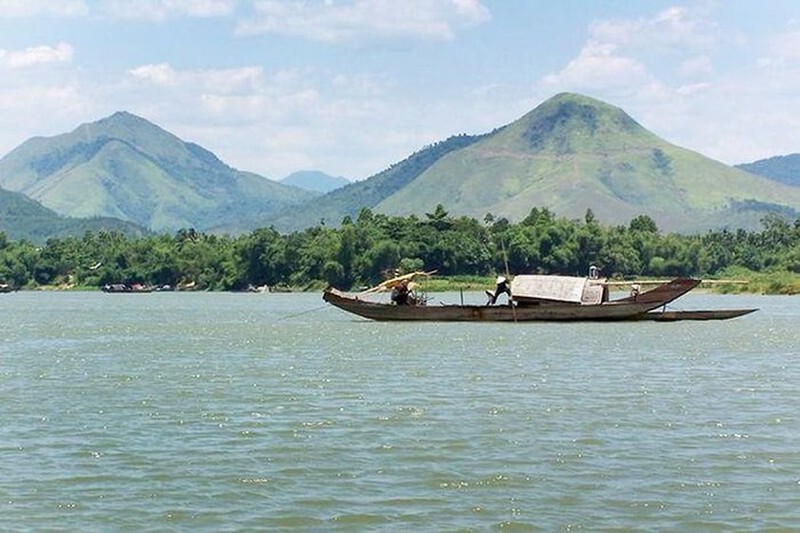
<box><xmin>487</xmin><ymin>276</ymin><xmax>511</xmax><ymax>305</ymax></box>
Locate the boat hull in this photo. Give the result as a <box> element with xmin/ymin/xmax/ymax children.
<box><xmin>323</xmin><ymin>278</ymin><xmax>701</xmax><ymax>322</ymax></box>
<box><xmin>632</xmin><ymin>308</ymin><xmax>758</xmax><ymax>321</ymax></box>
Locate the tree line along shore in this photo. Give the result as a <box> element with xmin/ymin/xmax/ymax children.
<box><xmin>2</xmin><ymin>206</ymin><xmax>799</xmax><ymax>295</ymax></box>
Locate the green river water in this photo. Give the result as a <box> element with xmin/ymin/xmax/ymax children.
<box><xmin>1</xmin><ymin>291</ymin><xmax>798</xmax><ymax>530</ymax></box>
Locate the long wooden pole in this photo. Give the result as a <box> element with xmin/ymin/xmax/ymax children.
<box><xmin>500</xmin><ymin>238</ymin><xmax>517</xmax><ymax>323</ymax></box>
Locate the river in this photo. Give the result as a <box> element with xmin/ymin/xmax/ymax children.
<box><xmin>1</xmin><ymin>290</ymin><xmax>798</xmax><ymax>530</ymax></box>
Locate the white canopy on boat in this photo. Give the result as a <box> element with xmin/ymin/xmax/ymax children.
<box><xmin>511</xmin><ymin>275</ymin><xmax>606</xmax><ymax>305</ymax></box>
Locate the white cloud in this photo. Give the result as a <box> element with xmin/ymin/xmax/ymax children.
<box><xmin>589</xmin><ymin>5</ymin><xmax>718</xmax><ymax>53</ymax></box>
<box><xmin>763</xmin><ymin>26</ymin><xmax>800</xmax><ymax>64</ymax></box>
<box><xmin>127</xmin><ymin>63</ymin><xmax>264</xmax><ymax>94</ymax></box>
<box><xmin>118</xmin><ymin>62</ymin><xmax>397</xmax><ymax>176</ymax></box>
<box><xmin>679</xmin><ymin>55</ymin><xmax>713</xmax><ymax>78</ymax></box>
<box><xmin>534</xmin><ymin>5</ymin><xmax>800</xmax><ymax>165</ymax></box>
<box><xmin>331</xmin><ymin>73</ymin><xmax>394</xmax><ymax>96</ymax></box>
<box><xmin>0</xmin><ymin>43</ymin><xmax>74</xmax><ymax>69</ymax></box>
<box><xmin>97</xmin><ymin>0</ymin><xmax>235</xmax><ymax>21</ymax></box>
<box><xmin>236</xmin><ymin>0</ymin><xmax>491</xmax><ymax>42</ymax></box>
<box><xmin>0</xmin><ymin>0</ymin><xmax>235</xmax><ymax>20</ymax></box>
<box><xmin>0</xmin><ymin>81</ymin><xmax>92</xmax><ymax>159</ymax></box>
<box><xmin>541</xmin><ymin>40</ymin><xmax>651</xmax><ymax>93</ymax></box>
<box><xmin>128</xmin><ymin>63</ymin><xmax>180</xmax><ymax>86</ymax></box>
<box><xmin>6</xmin><ymin>3</ymin><xmax>800</xmax><ymax>181</ymax></box>
<box><xmin>0</xmin><ymin>0</ymin><xmax>88</xmax><ymax>17</ymax></box>
<box><xmin>661</xmin><ymin>18</ymin><xmax>800</xmax><ymax>164</ymax></box>
<box><xmin>675</xmin><ymin>82</ymin><xmax>711</xmax><ymax>95</ymax></box>
<box><xmin>542</xmin><ymin>5</ymin><xmax>721</xmax><ymax>95</ymax></box>
<box><xmin>0</xmin><ymin>84</ymin><xmax>82</xmax><ymax>112</ymax></box>
<box><xmin>0</xmin><ymin>57</ymin><xmax>377</xmax><ymax>177</ymax></box>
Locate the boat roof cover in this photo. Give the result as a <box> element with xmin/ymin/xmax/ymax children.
<box><xmin>511</xmin><ymin>275</ymin><xmax>604</xmax><ymax>304</ymax></box>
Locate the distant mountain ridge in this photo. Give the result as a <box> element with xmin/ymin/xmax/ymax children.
<box><xmin>265</xmin><ymin>133</ymin><xmax>485</xmax><ymax>231</ymax></box>
<box><xmin>280</xmin><ymin>170</ymin><xmax>349</xmax><ymax>193</ymax></box>
<box><xmin>736</xmin><ymin>154</ymin><xmax>800</xmax><ymax>187</ymax></box>
<box><xmin>269</xmin><ymin>93</ymin><xmax>800</xmax><ymax>233</ymax></box>
<box><xmin>3</xmin><ymin>94</ymin><xmax>800</xmax><ymax>239</ymax></box>
<box><xmin>0</xmin><ymin>112</ymin><xmax>317</xmax><ymax>233</ymax></box>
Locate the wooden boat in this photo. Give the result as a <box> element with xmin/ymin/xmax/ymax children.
<box><xmin>323</xmin><ymin>276</ymin><xmax>702</xmax><ymax>322</ymax></box>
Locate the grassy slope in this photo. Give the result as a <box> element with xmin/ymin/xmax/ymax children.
<box><xmin>376</xmin><ymin>93</ymin><xmax>800</xmax><ymax>232</ymax></box>
<box><xmin>0</xmin><ymin>112</ymin><xmax>316</xmax><ymax>234</ymax></box>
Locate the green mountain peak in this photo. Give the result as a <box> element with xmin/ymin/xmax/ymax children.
<box><xmin>0</xmin><ymin>112</ymin><xmax>316</xmax><ymax>233</ymax></box>
<box><xmin>273</xmin><ymin>92</ymin><xmax>800</xmax><ymax>233</ymax></box>
<box><xmin>4</xmin><ymin>93</ymin><xmax>800</xmax><ymax>239</ymax></box>
<box><xmin>494</xmin><ymin>92</ymin><xmax>654</xmax><ymax>156</ymax></box>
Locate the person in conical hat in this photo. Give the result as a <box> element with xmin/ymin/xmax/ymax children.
<box><xmin>486</xmin><ymin>275</ymin><xmax>511</xmax><ymax>305</ymax></box>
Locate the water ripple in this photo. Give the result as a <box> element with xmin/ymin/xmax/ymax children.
<box><xmin>1</xmin><ymin>291</ymin><xmax>799</xmax><ymax>530</ymax></box>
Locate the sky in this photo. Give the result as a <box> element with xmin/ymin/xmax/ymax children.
<box><xmin>1</xmin><ymin>1</ymin><xmax>799</xmax><ymax>181</ymax></box>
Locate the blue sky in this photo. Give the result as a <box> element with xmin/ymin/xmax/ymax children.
<box><xmin>1</xmin><ymin>1</ymin><xmax>799</xmax><ymax>181</ymax></box>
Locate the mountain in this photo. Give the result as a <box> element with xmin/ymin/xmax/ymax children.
<box><xmin>5</xmin><ymin>96</ymin><xmax>798</xmax><ymax>237</ymax></box>
<box><xmin>0</xmin><ymin>112</ymin><xmax>317</xmax><ymax>233</ymax></box>
<box><xmin>265</xmin><ymin>133</ymin><xmax>485</xmax><ymax>231</ymax></box>
<box><xmin>736</xmin><ymin>154</ymin><xmax>800</xmax><ymax>187</ymax></box>
<box><xmin>280</xmin><ymin>170</ymin><xmax>350</xmax><ymax>193</ymax></box>
<box><xmin>1</xmin><ymin>187</ymin><xmax>147</xmax><ymax>243</ymax></box>
<box><xmin>270</xmin><ymin>93</ymin><xmax>800</xmax><ymax>233</ymax></box>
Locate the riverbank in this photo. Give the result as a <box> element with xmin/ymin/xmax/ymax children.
<box><xmin>711</xmin><ymin>270</ymin><xmax>800</xmax><ymax>295</ymax></box>
<box><xmin>10</xmin><ymin>271</ymin><xmax>800</xmax><ymax>295</ymax></box>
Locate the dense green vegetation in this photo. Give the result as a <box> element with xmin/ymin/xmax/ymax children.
<box><xmin>2</xmin><ymin>205</ymin><xmax>799</xmax><ymax>294</ymax></box>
